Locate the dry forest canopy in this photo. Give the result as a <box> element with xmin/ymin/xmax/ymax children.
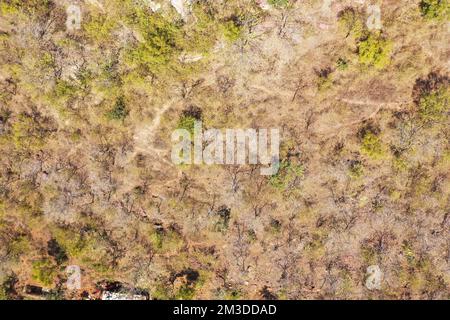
<box><xmin>0</xmin><ymin>0</ymin><xmax>449</xmax><ymax>300</ymax></box>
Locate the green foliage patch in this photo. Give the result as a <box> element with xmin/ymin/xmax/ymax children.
<box><xmin>338</xmin><ymin>8</ymin><xmax>366</xmax><ymax>40</ymax></box>
<box><xmin>413</xmin><ymin>73</ymin><xmax>449</xmax><ymax>123</ymax></box>
<box><xmin>417</xmin><ymin>87</ymin><xmax>449</xmax><ymax>123</ymax></box>
<box><xmin>361</xmin><ymin>132</ymin><xmax>385</xmax><ymax>159</ymax></box>
<box><xmin>268</xmin><ymin>0</ymin><xmax>290</xmax><ymax>8</ymax></box>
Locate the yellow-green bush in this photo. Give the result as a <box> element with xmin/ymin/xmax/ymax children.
<box><xmin>186</xmin><ymin>3</ymin><xmax>220</xmax><ymax>53</ymax></box>
<box><xmin>124</xmin><ymin>12</ymin><xmax>183</xmax><ymax>73</ymax></box>
<box><xmin>358</xmin><ymin>34</ymin><xmax>393</xmax><ymax>69</ymax></box>
<box><xmin>420</xmin><ymin>0</ymin><xmax>450</xmax><ymax>21</ymax></box>
<box><xmin>31</xmin><ymin>259</ymin><xmax>57</xmax><ymax>286</ymax></box>
<box><xmin>269</xmin><ymin>159</ymin><xmax>304</xmax><ymax>191</ymax></box>
<box><xmin>417</xmin><ymin>87</ymin><xmax>449</xmax><ymax>123</ymax></box>
<box><xmin>221</xmin><ymin>20</ymin><xmax>242</xmax><ymax>42</ymax></box>
<box><xmin>84</xmin><ymin>14</ymin><xmax>118</xmax><ymax>43</ymax></box>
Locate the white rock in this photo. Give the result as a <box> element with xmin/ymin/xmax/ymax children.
<box><xmin>179</xmin><ymin>53</ymin><xmax>203</xmax><ymax>63</ymax></box>
<box><xmin>365</xmin><ymin>265</ymin><xmax>383</xmax><ymax>290</ymax></box>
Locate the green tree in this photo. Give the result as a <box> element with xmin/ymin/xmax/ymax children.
<box><xmin>107</xmin><ymin>96</ymin><xmax>128</xmax><ymax>121</ymax></box>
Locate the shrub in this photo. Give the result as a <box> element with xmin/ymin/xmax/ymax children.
<box><xmin>224</xmin><ymin>289</ymin><xmax>242</xmax><ymax>300</ymax></box>
<box><xmin>177</xmin><ymin>115</ymin><xmax>197</xmax><ymax>135</ymax></box>
<box><xmin>149</xmin><ymin>228</ymin><xmax>184</xmax><ymax>253</ymax></box>
<box><xmin>214</xmin><ymin>206</ymin><xmax>231</xmax><ymax>232</ymax></box>
<box><xmin>11</xmin><ymin>113</ymin><xmax>54</xmax><ymax>150</ymax></box>
<box><xmin>413</xmin><ymin>73</ymin><xmax>449</xmax><ymax>123</ymax></box>
<box><xmin>417</xmin><ymin>88</ymin><xmax>449</xmax><ymax>122</ymax></box>
<box><xmin>84</xmin><ymin>14</ymin><xmax>117</xmax><ymax>42</ymax></box>
<box><xmin>185</xmin><ymin>3</ymin><xmax>220</xmax><ymax>53</ymax></box>
<box><xmin>1</xmin><ymin>0</ymin><xmax>53</xmax><ymax>17</ymax></box>
<box><xmin>54</xmin><ymin>80</ymin><xmax>78</xmax><ymax>99</ymax></box>
<box><xmin>124</xmin><ymin>12</ymin><xmax>183</xmax><ymax>73</ymax></box>
<box><xmin>31</xmin><ymin>259</ymin><xmax>56</xmax><ymax>286</ymax></box>
<box><xmin>413</xmin><ymin>72</ymin><xmax>449</xmax><ymax>103</ymax></box>
<box><xmin>175</xmin><ymin>285</ymin><xmax>196</xmax><ymax>300</ymax></box>
<box><xmin>8</xmin><ymin>236</ymin><xmax>30</xmax><ymax>259</ymax></box>
<box><xmin>358</xmin><ymin>33</ymin><xmax>393</xmax><ymax>69</ymax></box>
<box><xmin>269</xmin><ymin>159</ymin><xmax>304</xmax><ymax>191</ymax></box>
<box><xmin>51</xmin><ymin>227</ymin><xmax>112</xmax><ymax>274</ymax></box>
<box><xmin>177</xmin><ymin>105</ymin><xmax>202</xmax><ymax>134</ymax></box>
<box><xmin>419</xmin><ymin>0</ymin><xmax>450</xmax><ymax>21</ymax></box>
<box><xmin>152</xmin><ymin>282</ymin><xmax>171</xmax><ymax>300</ymax></box>
<box><xmin>316</xmin><ymin>67</ymin><xmax>333</xmax><ymax>91</ymax></box>
<box><xmin>0</xmin><ymin>2</ymin><xmax>20</xmax><ymax>16</ymax></box>
<box><xmin>336</xmin><ymin>58</ymin><xmax>349</xmax><ymax>70</ymax></box>
<box><xmin>348</xmin><ymin>160</ymin><xmax>364</xmax><ymax>178</ymax></box>
<box><xmin>269</xmin><ymin>218</ymin><xmax>282</xmax><ymax>234</ymax></box>
<box><xmin>0</xmin><ymin>275</ymin><xmax>17</xmax><ymax>300</ymax></box>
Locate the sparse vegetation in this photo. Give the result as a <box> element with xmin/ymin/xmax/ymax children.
<box><xmin>0</xmin><ymin>0</ymin><xmax>448</xmax><ymax>301</ymax></box>
<box><xmin>107</xmin><ymin>96</ymin><xmax>129</xmax><ymax>121</ymax></box>
<box><xmin>361</xmin><ymin>132</ymin><xmax>385</xmax><ymax>159</ymax></box>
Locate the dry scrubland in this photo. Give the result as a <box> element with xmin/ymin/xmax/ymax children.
<box><xmin>0</xmin><ymin>0</ymin><xmax>449</xmax><ymax>299</ymax></box>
